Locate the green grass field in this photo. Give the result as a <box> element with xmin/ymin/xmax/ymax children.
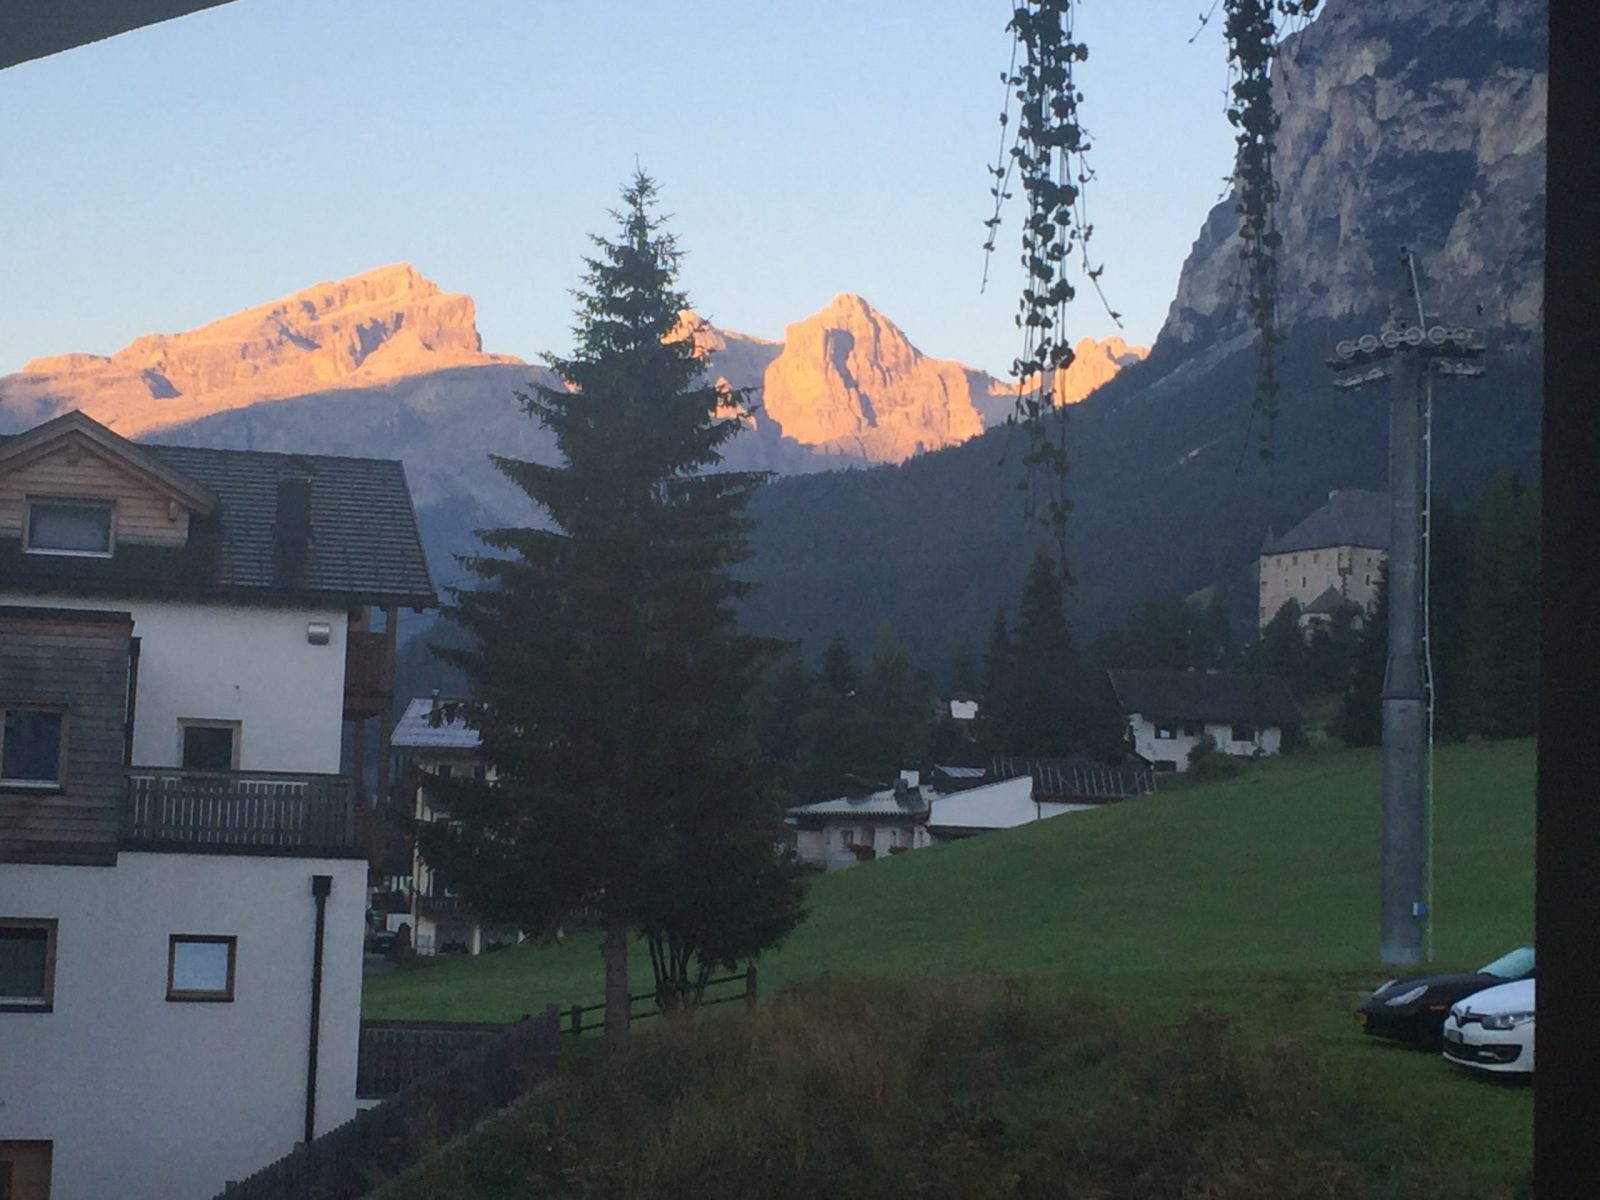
<box><xmin>364</xmin><ymin>739</ymin><xmax>1536</xmax><ymax>1193</ymax></box>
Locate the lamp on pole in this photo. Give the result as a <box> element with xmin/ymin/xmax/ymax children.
<box><xmin>1329</xmin><ymin>280</ymin><xmax>1485</xmax><ymax>967</ymax></box>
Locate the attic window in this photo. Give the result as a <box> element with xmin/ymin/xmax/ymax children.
<box><xmin>25</xmin><ymin>499</ymin><xmax>113</xmax><ymax>557</ymax></box>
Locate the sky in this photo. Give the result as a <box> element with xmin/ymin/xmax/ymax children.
<box><xmin>0</xmin><ymin>1</ymin><xmax>1247</xmax><ymax>379</ymax></box>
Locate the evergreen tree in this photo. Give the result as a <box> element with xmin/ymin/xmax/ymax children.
<box><xmin>992</xmin><ymin>551</ymin><xmax>1123</xmax><ymax>757</ymax></box>
<box><xmin>1337</xmin><ymin>568</ymin><xmax>1387</xmax><ymax>746</ymax></box>
<box><xmin>417</xmin><ymin>173</ymin><xmax>801</xmax><ymax>1038</ymax></box>
<box><xmin>859</xmin><ymin>623</ymin><xmax>934</xmax><ymax>778</ymax></box>
<box><xmin>974</xmin><ymin>607</ymin><xmax>1015</xmax><ymax>755</ymax></box>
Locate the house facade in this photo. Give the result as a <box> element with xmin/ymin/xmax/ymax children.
<box><xmin>0</xmin><ymin>412</ymin><xmax>434</xmax><ymax>1200</ymax></box>
<box><xmin>1258</xmin><ymin>488</ymin><xmax>1388</xmax><ymax>628</ymax></box>
<box><xmin>1107</xmin><ymin>668</ymin><xmax>1302</xmax><ymax>772</ymax></box>
<box><xmin>389</xmin><ymin>696</ymin><xmax>521</xmax><ymax>956</ymax></box>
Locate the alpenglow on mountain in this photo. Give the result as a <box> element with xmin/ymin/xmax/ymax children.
<box><xmin>0</xmin><ymin>268</ymin><xmax>1144</xmax><ymax>465</ymax></box>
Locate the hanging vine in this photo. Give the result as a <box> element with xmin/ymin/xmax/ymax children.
<box><xmin>1222</xmin><ymin>0</ymin><xmax>1319</xmax><ymax>462</ymax></box>
<box><xmin>982</xmin><ymin>0</ymin><xmax>1108</xmax><ymax>569</ymax></box>
<box><xmin>986</xmin><ymin>0</ymin><xmax>1319</xmax><ymax>541</ymax></box>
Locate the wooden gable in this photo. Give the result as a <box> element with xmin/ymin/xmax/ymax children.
<box><xmin>0</xmin><ymin>412</ymin><xmax>217</xmax><ymax>551</ymax></box>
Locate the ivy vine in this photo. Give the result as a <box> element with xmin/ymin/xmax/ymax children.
<box><xmin>986</xmin><ymin>0</ymin><xmax>1319</xmax><ymax>550</ymax></box>
<box><xmin>1223</xmin><ymin>0</ymin><xmax>1320</xmax><ymax>462</ymax></box>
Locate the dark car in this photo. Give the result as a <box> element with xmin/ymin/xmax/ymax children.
<box><xmin>1355</xmin><ymin>944</ymin><xmax>1534</xmax><ymax>1050</ymax></box>
<box><xmin>366</xmin><ymin>929</ymin><xmax>398</xmax><ymax>956</ymax></box>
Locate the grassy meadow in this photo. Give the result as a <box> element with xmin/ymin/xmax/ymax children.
<box><xmin>364</xmin><ymin>739</ymin><xmax>1536</xmax><ymax>1196</ymax></box>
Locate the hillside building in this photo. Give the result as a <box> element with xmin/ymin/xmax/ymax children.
<box><xmin>0</xmin><ymin>411</ymin><xmax>434</xmax><ymax>1200</ymax></box>
<box><xmin>1107</xmin><ymin>668</ymin><xmax>1302</xmax><ymax>773</ymax></box>
<box><xmin>1258</xmin><ymin>489</ymin><xmax>1388</xmax><ymax>628</ymax></box>
<box><xmin>389</xmin><ymin>697</ymin><xmax>522</xmax><ymax>956</ymax></box>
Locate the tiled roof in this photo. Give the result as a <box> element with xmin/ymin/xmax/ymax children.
<box><xmin>990</xmin><ymin>755</ymin><xmax>1156</xmax><ymax>801</ymax></box>
<box><xmin>392</xmin><ymin>698</ymin><xmax>483</xmax><ymax>750</ymax></box>
<box><xmin>1262</xmin><ymin>489</ymin><xmax>1389</xmax><ymax>555</ymax></box>
<box><xmin>0</xmin><ymin>414</ymin><xmax>435</xmax><ymax>608</ymax></box>
<box><xmin>1106</xmin><ymin>668</ymin><xmax>1302</xmax><ymax>727</ymax></box>
<box><xmin>147</xmin><ymin>443</ymin><xmax>435</xmax><ymax>606</ymax></box>
<box><xmin>787</xmin><ymin>786</ymin><xmax>928</xmax><ymax>820</ymax></box>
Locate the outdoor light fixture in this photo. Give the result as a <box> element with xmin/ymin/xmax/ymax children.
<box><xmin>306</xmin><ymin>621</ymin><xmax>331</xmax><ymax>645</ymax></box>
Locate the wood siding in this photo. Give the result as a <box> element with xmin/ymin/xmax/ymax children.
<box><xmin>0</xmin><ymin>609</ymin><xmax>134</xmax><ymax>865</ymax></box>
<box><xmin>0</xmin><ymin>440</ymin><xmax>190</xmax><ymax>547</ymax></box>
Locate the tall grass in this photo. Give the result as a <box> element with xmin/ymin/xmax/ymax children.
<box><xmin>372</xmin><ymin>972</ymin><xmax>1522</xmax><ymax>1200</ymax></box>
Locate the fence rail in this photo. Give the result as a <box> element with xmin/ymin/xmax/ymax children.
<box><xmin>356</xmin><ymin>1019</ymin><xmax>506</xmax><ymax>1099</ymax></box>
<box><xmin>218</xmin><ymin>1007</ymin><xmax>559</xmax><ymax>1200</ymax></box>
<box><xmin>562</xmin><ymin>967</ymin><xmax>757</xmax><ymax>1036</ymax></box>
<box><xmin>124</xmin><ymin>770</ymin><xmax>356</xmax><ymax>853</ymax></box>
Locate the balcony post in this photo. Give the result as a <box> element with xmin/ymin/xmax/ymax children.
<box><xmin>376</xmin><ymin>606</ymin><xmax>398</xmax><ymax>810</ymax></box>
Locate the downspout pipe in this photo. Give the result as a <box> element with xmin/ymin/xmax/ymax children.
<box><xmin>305</xmin><ymin>874</ymin><xmax>332</xmax><ymax>1143</ymax></box>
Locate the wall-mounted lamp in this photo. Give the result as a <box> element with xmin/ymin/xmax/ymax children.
<box><xmin>306</xmin><ymin>622</ymin><xmax>332</xmax><ymax>646</ymax></box>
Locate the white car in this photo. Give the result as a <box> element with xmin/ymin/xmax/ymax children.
<box><xmin>1441</xmin><ymin>977</ymin><xmax>1535</xmax><ymax>1075</ymax></box>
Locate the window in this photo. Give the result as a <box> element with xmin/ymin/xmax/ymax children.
<box><xmin>24</xmin><ymin>499</ymin><xmax>113</xmax><ymax>556</ymax></box>
<box><xmin>0</xmin><ymin>1141</ymin><xmax>53</xmax><ymax>1200</ymax></box>
<box><xmin>1154</xmin><ymin>725</ymin><xmax>1176</xmax><ymax>740</ymax></box>
<box><xmin>0</xmin><ymin>920</ymin><xmax>56</xmax><ymax>1012</ymax></box>
<box><xmin>1312</xmin><ymin>552</ymin><xmax>1320</xmax><ymax>564</ymax></box>
<box><xmin>472</xmin><ymin>764</ymin><xmax>488</xmax><ymax>781</ymax></box>
<box><xmin>1182</xmin><ymin>721</ymin><xmax>1204</xmax><ymax>737</ymax></box>
<box><xmin>1231</xmin><ymin>724</ymin><xmax>1256</xmax><ymax>743</ymax></box>
<box><xmin>435</xmin><ymin>763</ymin><xmax>455</xmax><ymax>779</ymax></box>
<box><xmin>180</xmin><ymin>721</ymin><xmax>238</xmax><ymax>771</ymax></box>
<box><xmin>839</xmin><ymin>828</ymin><xmax>855</xmax><ymax>848</ymax></box>
<box><xmin>167</xmin><ymin>935</ymin><xmax>236</xmax><ymax>1002</ymax></box>
<box><xmin>0</xmin><ymin>710</ymin><xmax>63</xmax><ymax>787</ymax></box>
<box><xmin>889</xmin><ymin>828</ymin><xmax>901</xmax><ymax>847</ymax></box>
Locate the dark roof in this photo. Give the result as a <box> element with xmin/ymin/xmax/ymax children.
<box><xmin>1302</xmin><ymin>585</ymin><xmax>1346</xmax><ymax>616</ymax></box>
<box><xmin>0</xmin><ymin>417</ymin><xmax>435</xmax><ymax>609</ymax></box>
<box><xmin>990</xmin><ymin>755</ymin><xmax>1156</xmax><ymax>802</ymax></box>
<box><xmin>1106</xmin><ymin>669</ymin><xmax>1302</xmax><ymax>727</ymax></box>
<box><xmin>1261</xmin><ymin>489</ymin><xmax>1389</xmax><ymax>555</ymax></box>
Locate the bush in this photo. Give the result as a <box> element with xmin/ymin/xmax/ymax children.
<box><xmin>1186</xmin><ymin>734</ymin><xmax>1243</xmax><ymax>781</ymax></box>
<box><xmin>371</xmin><ymin>972</ymin><xmax>1466</xmax><ymax>1200</ymax></box>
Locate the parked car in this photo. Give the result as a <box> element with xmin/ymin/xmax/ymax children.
<box><xmin>366</xmin><ymin>929</ymin><xmax>398</xmax><ymax>956</ymax></box>
<box><xmin>1442</xmin><ymin>977</ymin><xmax>1535</xmax><ymax>1075</ymax></box>
<box><xmin>1354</xmin><ymin>944</ymin><xmax>1534</xmax><ymax>1050</ymax></box>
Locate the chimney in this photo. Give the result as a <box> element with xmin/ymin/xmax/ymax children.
<box><xmin>430</xmin><ymin>688</ymin><xmax>441</xmax><ymax>715</ymax></box>
<box><xmin>276</xmin><ymin>471</ymin><xmax>312</xmax><ymax>549</ymax></box>
<box><xmin>899</xmin><ymin>767</ymin><xmax>920</xmax><ymax>790</ymax></box>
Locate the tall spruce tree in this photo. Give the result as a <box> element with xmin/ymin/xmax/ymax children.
<box><xmin>417</xmin><ymin>173</ymin><xmax>801</xmax><ymax>1039</ymax></box>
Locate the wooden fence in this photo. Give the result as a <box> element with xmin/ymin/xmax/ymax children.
<box><xmin>356</xmin><ymin>1019</ymin><xmax>507</xmax><ymax>1099</ymax></box>
<box><xmin>562</xmin><ymin>966</ymin><xmax>757</xmax><ymax>1036</ymax></box>
<box><xmin>216</xmin><ymin>1006</ymin><xmax>559</xmax><ymax>1200</ymax></box>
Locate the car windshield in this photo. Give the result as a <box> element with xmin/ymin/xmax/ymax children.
<box><xmin>1479</xmin><ymin>945</ymin><xmax>1534</xmax><ymax>979</ymax></box>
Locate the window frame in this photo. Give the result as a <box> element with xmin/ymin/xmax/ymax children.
<box><xmin>177</xmin><ymin>720</ymin><xmax>241</xmax><ymax>772</ymax></box>
<box><xmin>0</xmin><ymin>706</ymin><xmax>66</xmax><ymax>791</ymax></box>
<box><xmin>1154</xmin><ymin>725</ymin><xmax>1176</xmax><ymax>740</ymax></box>
<box><xmin>1230</xmin><ymin>724</ymin><xmax>1257</xmax><ymax>744</ymax></box>
<box><xmin>166</xmin><ymin>934</ymin><xmax>237</xmax><ymax>1003</ymax></box>
<box><xmin>22</xmin><ymin>496</ymin><xmax>116</xmax><ymax>558</ymax></box>
<box><xmin>0</xmin><ymin>918</ymin><xmax>58</xmax><ymax>1013</ymax></box>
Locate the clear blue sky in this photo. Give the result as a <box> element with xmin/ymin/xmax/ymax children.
<box><xmin>1</xmin><ymin>1</ymin><xmax>1244</xmax><ymax>378</ymax></box>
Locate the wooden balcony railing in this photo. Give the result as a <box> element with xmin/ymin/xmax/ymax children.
<box><xmin>417</xmin><ymin>893</ymin><xmax>474</xmax><ymax>920</ymax></box>
<box><xmin>124</xmin><ymin>769</ymin><xmax>358</xmax><ymax>855</ymax></box>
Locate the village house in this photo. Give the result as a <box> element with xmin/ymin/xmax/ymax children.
<box><xmin>0</xmin><ymin>411</ymin><xmax>434</xmax><ymax>1200</ymax></box>
<box><xmin>389</xmin><ymin>696</ymin><xmax>521</xmax><ymax>956</ymax></box>
<box><xmin>786</xmin><ymin>757</ymin><xmax>1155</xmax><ymax>869</ymax></box>
<box><xmin>1107</xmin><ymin>668</ymin><xmax>1302</xmax><ymax>773</ymax></box>
<box><xmin>1258</xmin><ymin>488</ymin><xmax>1389</xmax><ymax>628</ymax></box>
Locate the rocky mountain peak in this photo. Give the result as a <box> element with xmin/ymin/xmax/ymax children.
<box><xmin>2</xmin><ymin>263</ymin><xmax>516</xmax><ymax>437</ymax></box>
<box><xmin>1160</xmin><ymin>0</ymin><xmax>1545</xmax><ymax>348</ymax></box>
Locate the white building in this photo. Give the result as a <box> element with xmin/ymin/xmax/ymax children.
<box><xmin>786</xmin><ymin>763</ymin><xmax>1148</xmax><ymax>870</ymax></box>
<box><xmin>0</xmin><ymin>412</ymin><xmax>435</xmax><ymax>1200</ymax></box>
<box><xmin>1258</xmin><ymin>489</ymin><xmax>1389</xmax><ymax>628</ymax></box>
<box><xmin>1106</xmin><ymin>668</ymin><xmax>1302</xmax><ymax>773</ymax></box>
<box><xmin>389</xmin><ymin>697</ymin><xmax>521</xmax><ymax>956</ymax></box>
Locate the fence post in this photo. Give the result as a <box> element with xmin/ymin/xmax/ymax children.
<box><xmin>746</xmin><ymin>964</ymin><xmax>758</xmax><ymax>1009</ymax></box>
<box><xmin>569</xmin><ymin>1004</ymin><xmax>582</xmax><ymax>1036</ymax></box>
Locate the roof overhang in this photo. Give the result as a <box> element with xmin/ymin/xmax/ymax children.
<box><xmin>1</xmin><ymin>1</ymin><xmax>237</xmax><ymax>70</ymax></box>
<box><xmin>0</xmin><ymin>410</ymin><xmax>219</xmax><ymax>517</ymax></box>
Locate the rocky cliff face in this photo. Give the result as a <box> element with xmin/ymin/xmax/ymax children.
<box><xmin>0</xmin><ymin>264</ymin><xmax>516</xmax><ymax>436</ymax></box>
<box><xmin>760</xmin><ymin>294</ymin><xmax>995</xmax><ymax>461</ymax></box>
<box><xmin>1161</xmin><ymin>0</ymin><xmax>1545</xmax><ymax>348</ymax></box>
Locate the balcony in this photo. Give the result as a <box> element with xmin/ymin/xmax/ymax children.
<box><xmin>124</xmin><ymin>769</ymin><xmax>359</xmax><ymax>856</ymax></box>
<box><xmin>417</xmin><ymin>893</ymin><xmax>474</xmax><ymax>920</ymax></box>
<box><xmin>344</xmin><ymin>630</ymin><xmax>394</xmax><ymax>720</ymax></box>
